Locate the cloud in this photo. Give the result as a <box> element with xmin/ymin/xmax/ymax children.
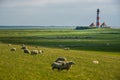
<box><xmin>0</xmin><ymin>0</ymin><xmax>119</xmax><ymax>26</ymax></box>
<box><xmin>0</xmin><ymin>0</ymin><xmax>114</xmax><ymax>8</ymax></box>
<box><xmin>0</xmin><ymin>0</ymin><xmax>74</xmax><ymax>8</ymax></box>
<box><xmin>87</xmin><ymin>0</ymin><xmax>113</xmax><ymax>3</ymax></box>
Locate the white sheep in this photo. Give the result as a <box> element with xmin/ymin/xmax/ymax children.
<box><xmin>31</xmin><ymin>50</ymin><xmax>39</xmax><ymax>55</ymax></box>
<box><xmin>39</xmin><ymin>50</ymin><xmax>44</xmax><ymax>54</ymax></box>
<box><xmin>51</xmin><ymin>61</ymin><xmax>75</xmax><ymax>71</ymax></box>
<box><xmin>93</xmin><ymin>60</ymin><xmax>99</xmax><ymax>64</ymax></box>
<box><xmin>8</xmin><ymin>44</ymin><xmax>12</xmax><ymax>46</ymax></box>
<box><xmin>21</xmin><ymin>44</ymin><xmax>27</xmax><ymax>49</ymax></box>
<box><xmin>64</xmin><ymin>47</ymin><xmax>70</xmax><ymax>50</ymax></box>
<box><xmin>21</xmin><ymin>46</ymin><xmax>27</xmax><ymax>49</ymax></box>
<box><xmin>11</xmin><ymin>48</ymin><xmax>16</xmax><ymax>51</ymax></box>
<box><xmin>24</xmin><ymin>49</ymin><xmax>30</xmax><ymax>54</ymax></box>
<box><xmin>55</xmin><ymin>57</ymin><xmax>67</xmax><ymax>62</ymax></box>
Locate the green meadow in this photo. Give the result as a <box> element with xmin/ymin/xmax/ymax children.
<box><xmin>0</xmin><ymin>28</ymin><xmax>120</xmax><ymax>80</ymax></box>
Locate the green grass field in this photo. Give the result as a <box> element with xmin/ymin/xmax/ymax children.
<box><xmin>0</xmin><ymin>28</ymin><xmax>120</xmax><ymax>80</ymax></box>
<box><xmin>0</xmin><ymin>28</ymin><xmax>120</xmax><ymax>52</ymax></box>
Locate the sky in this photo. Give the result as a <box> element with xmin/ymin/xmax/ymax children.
<box><xmin>0</xmin><ymin>0</ymin><xmax>120</xmax><ymax>28</ymax></box>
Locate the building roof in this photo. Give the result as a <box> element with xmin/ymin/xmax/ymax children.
<box><xmin>100</xmin><ymin>22</ymin><xmax>107</xmax><ymax>27</ymax></box>
<box><xmin>89</xmin><ymin>22</ymin><xmax>95</xmax><ymax>27</ymax></box>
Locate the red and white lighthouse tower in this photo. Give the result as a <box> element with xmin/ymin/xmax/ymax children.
<box><xmin>96</xmin><ymin>8</ymin><xmax>100</xmax><ymax>28</ymax></box>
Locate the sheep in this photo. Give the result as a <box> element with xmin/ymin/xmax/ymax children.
<box><xmin>22</xmin><ymin>44</ymin><xmax>25</xmax><ymax>46</ymax></box>
<box><xmin>39</xmin><ymin>50</ymin><xmax>44</xmax><ymax>54</ymax></box>
<box><xmin>55</xmin><ymin>57</ymin><xmax>67</xmax><ymax>62</ymax></box>
<box><xmin>64</xmin><ymin>47</ymin><xmax>70</xmax><ymax>50</ymax></box>
<box><xmin>24</xmin><ymin>49</ymin><xmax>30</xmax><ymax>54</ymax></box>
<box><xmin>21</xmin><ymin>44</ymin><xmax>27</xmax><ymax>49</ymax></box>
<box><xmin>31</xmin><ymin>50</ymin><xmax>39</xmax><ymax>55</ymax></box>
<box><xmin>51</xmin><ymin>61</ymin><xmax>75</xmax><ymax>71</ymax></box>
<box><xmin>31</xmin><ymin>50</ymin><xmax>44</xmax><ymax>55</ymax></box>
<box><xmin>93</xmin><ymin>60</ymin><xmax>99</xmax><ymax>64</ymax></box>
<box><xmin>11</xmin><ymin>48</ymin><xmax>16</xmax><ymax>51</ymax></box>
<box><xmin>51</xmin><ymin>62</ymin><xmax>63</xmax><ymax>70</ymax></box>
<box><xmin>21</xmin><ymin>46</ymin><xmax>27</xmax><ymax>49</ymax></box>
<box><xmin>8</xmin><ymin>44</ymin><xmax>12</xmax><ymax>46</ymax></box>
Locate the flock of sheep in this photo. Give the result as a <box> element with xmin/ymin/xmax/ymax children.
<box><xmin>8</xmin><ymin>44</ymin><xmax>99</xmax><ymax>71</ymax></box>
<box><xmin>9</xmin><ymin>44</ymin><xmax>75</xmax><ymax>71</ymax></box>
<box><xmin>9</xmin><ymin>44</ymin><xmax>44</xmax><ymax>55</ymax></box>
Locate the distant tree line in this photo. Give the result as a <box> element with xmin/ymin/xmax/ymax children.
<box><xmin>75</xmin><ymin>26</ymin><xmax>95</xmax><ymax>30</ymax></box>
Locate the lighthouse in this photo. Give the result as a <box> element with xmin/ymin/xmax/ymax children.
<box><xmin>96</xmin><ymin>8</ymin><xmax>100</xmax><ymax>28</ymax></box>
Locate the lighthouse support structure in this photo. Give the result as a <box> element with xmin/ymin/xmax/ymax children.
<box><xmin>96</xmin><ymin>8</ymin><xmax>100</xmax><ymax>28</ymax></box>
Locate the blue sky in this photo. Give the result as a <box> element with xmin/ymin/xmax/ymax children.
<box><xmin>0</xmin><ymin>0</ymin><xmax>120</xmax><ymax>28</ymax></box>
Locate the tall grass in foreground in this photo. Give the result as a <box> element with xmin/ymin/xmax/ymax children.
<box><xmin>0</xmin><ymin>43</ymin><xmax>120</xmax><ymax>80</ymax></box>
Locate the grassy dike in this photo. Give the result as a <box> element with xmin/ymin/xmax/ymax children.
<box><xmin>0</xmin><ymin>28</ymin><xmax>120</xmax><ymax>80</ymax></box>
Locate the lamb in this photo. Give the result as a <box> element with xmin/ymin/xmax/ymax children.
<box><xmin>55</xmin><ymin>57</ymin><xmax>67</xmax><ymax>62</ymax></box>
<box><xmin>24</xmin><ymin>49</ymin><xmax>30</xmax><ymax>54</ymax></box>
<box><xmin>11</xmin><ymin>48</ymin><xmax>16</xmax><ymax>51</ymax></box>
<box><xmin>51</xmin><ymin>61</ymin><xmax>75</xmax><ymax>71</ymax></box>
<box><xmin>31</xmin><ymin>50</ymin><xmax>39</xmax><ymax>55</ymax></box>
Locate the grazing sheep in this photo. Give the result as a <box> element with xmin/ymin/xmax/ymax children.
<box><xmin>51</xmin><ymin>61</ymin><xmax>75</xmax><ymax>71</ymax></box>
<box><xmin>22</xmin><ymin>44</ymin><xmax>25</xmax><ymax>46</ymax></box>
<box><xmin>24</xmin><ymin>49</ymin><xmax>30</xmax><ymax>54</ymax></box>
<box><xmin>39</xmin><ymin>50</ymin><xmax>44</xmax><ymax>54</ymax></box>
<box><xmin>51</xmin><ymin>62</ymin><xmax>62</xmax><ymax>70</ymax></box>
<box><xmin>21</xmin><ymin>44</ymin><xmax>27</xmax><ymax>49</ymax></box>
<box><xmin>21</xmin><ymin>46</ymin><xmax>27</xmax><ymax>49</ymax></box>
<box><xmin>11</xmin><ymin>48</ymin><xmax>16</xmax><ymax>51</ymax></box>
<box><xmin>55</xmin><ymin>57</ymin><xmax>67</xmax><ymax>62</ymax></box>
<box><xmin>64</xmin><ymin>47</ymin><xmax>70</xmax><ymax>50</ymax></box>
<box><xmin>31</xmin><ymin>50</ymin><xmax>39</xmax><ymax>55</ymax></box>
<box><xmin>8</xmin><ymin>44</ymin><xmax>12</xmax><ymax>46</ymax></box>
<box><xmin>57</xmin><ymin>60</ymin><xmax>64</xmax><ymax>63</ymax></box>
<box><xmin>93</xmin><ymin>60</ymin><xmax>99</xmax><ymax>64</ymax></box>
